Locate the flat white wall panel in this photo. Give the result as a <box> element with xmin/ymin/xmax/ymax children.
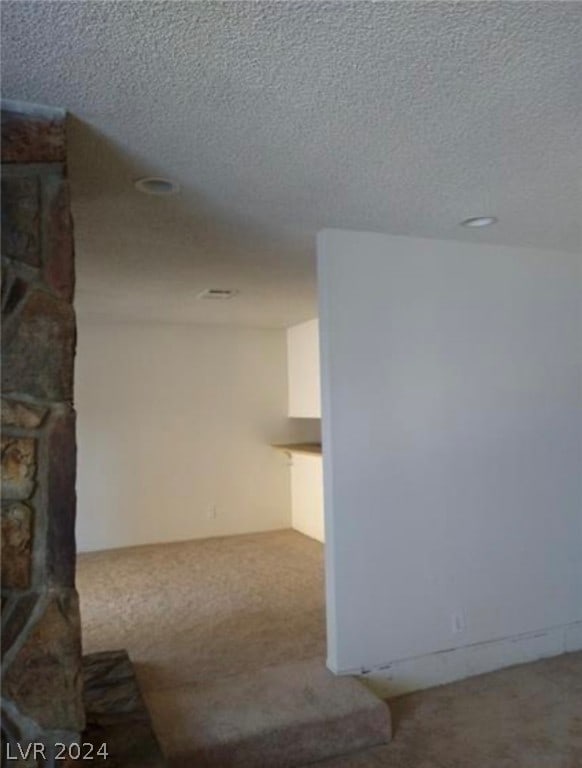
<box><xmin>287</xmin><ymin>319</ymin><xmax>321</xmax><ymax>417</ymax></box>
<box><xmin>76</xmin><ymin>323</ymin><xmax>295</xmax><ymax>551</ymax></box>
<box><xmin>290</xmin><ymin>453</ymin><xmax>324</xmax><ymax>542</ymax></box>
<box><xmin>318</xmin><ymin>229</ymin><xmax>582</xmax><ymax>679</ymax></box>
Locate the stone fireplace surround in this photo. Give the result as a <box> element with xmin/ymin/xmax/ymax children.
<box><xmin>1</xmin><ymin>101</ymin><xmax>164</xmax><ymax>768</ymax></box>
<box><xmin>1</xmin><ymin>100</ymin><xmax>83</xmax><ymax>762</ymax></box>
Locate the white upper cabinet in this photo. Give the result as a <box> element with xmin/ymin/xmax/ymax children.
<box><xmin>287</xmin><ymin>318</ymin><xmax>321</xmax><ymax>418</ymax></box>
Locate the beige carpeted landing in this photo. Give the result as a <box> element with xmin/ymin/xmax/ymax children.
<box><xmin>77</xmin><ymin>529</ymin><xmax>325</xmax><ymax>693</ymax></box>
<box><xmin>146</xmin><ymin>658</ymin><xmax>391</xmax><ymax>768</ymax></box>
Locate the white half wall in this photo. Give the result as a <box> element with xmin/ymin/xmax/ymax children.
<box><xmin>318</xmin><ymin>229</ymin><xmax>582</xmax><ymax>689</ymax></box>
<box><xmin>75</xmin><ymin>322</ymin><xmax>300</xmax><ymax>552</ymax></box>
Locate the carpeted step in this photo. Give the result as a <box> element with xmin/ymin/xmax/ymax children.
<box><xmin>145</xmin><ymin>657</ymin><xmax>391</xmax><ymax>767</ymax></box>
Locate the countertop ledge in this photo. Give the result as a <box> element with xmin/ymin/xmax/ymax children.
<box><xmin>272</xmin><ymin>443</ymin><xmax>322</xmax><ymax>456</ymax></box>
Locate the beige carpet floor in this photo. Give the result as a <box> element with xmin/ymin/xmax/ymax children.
<box><xmin>78</xmin><ymin>529</ymin><xmax>582</xmax><ymax>767</ymax></box>
<box><xmin>77</xmin><ymin>529</ymin><xmax>326</xmax><ymax>693</ymax></box>
<box><xmin>312</xmin><ymin>651</ymin><xmax>582</xmax><ymax>768</ymax></box>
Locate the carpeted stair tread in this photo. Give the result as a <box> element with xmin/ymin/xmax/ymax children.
<box><xmin>145</xmin><ymin>657</ymin><xmax>391</xmax><ymax>767</ymax></box>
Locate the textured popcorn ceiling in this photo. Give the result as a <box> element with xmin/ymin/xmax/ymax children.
<box><xmin>2</xmin><ymin>1</ymin><xmax>581</xmax><ymax>327</ymax></box>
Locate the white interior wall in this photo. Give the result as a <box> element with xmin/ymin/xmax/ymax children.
<box><xmin>290</xmin><ymin>453</ymin><xmax>325</xmax><ymax>543</ymax></box>
<box><xmin>75</xmin><ymin>322</ymin><xmax>309</xmax><ymax>552</ymax></box>
<box><xmin>318</xmin><ymin>229</ymin><xmax>582</xmax><ymax>691</ymax></box>
<box><xmin>287</xmin><ymin>319</ymin><xmax>321</xmax><ymax>417</ymax></box>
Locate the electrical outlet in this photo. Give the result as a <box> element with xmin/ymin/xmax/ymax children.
<box><xmin>452</xmin><ymin>611</ymin><xmax>466</xmax><ymax>634</ymax></box>
<box><xmin>207</xmin><ymin>505</ymin><xmax>217</xmax><ymax>520</ymax></box>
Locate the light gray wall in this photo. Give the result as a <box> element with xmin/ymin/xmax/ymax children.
<box><xmin>318</xmin><ymin>229</ymin><xmax>582</xmax><ymax>686</ymax></box>
<box><xmin>76</xmin><ymin>322</ymin><xmax>302</xmax><ymax>551</ymax></box>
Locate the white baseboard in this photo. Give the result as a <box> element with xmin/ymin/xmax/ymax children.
<box><xmin>330</xmin><ymin>621</ymin><xmax>582</xmax><ymax>698</ymax></box>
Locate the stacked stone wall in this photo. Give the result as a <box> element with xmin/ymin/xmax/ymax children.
<box><xmin>1</xmin><ymin>101</ymin><xmax>84</xmax><ymax>766</ymax></box>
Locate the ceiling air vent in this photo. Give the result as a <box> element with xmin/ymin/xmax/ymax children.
<box><xmin>197</xmin><ymin>289</ymin><xmax>239</xmax><ymax>300</ymax></box>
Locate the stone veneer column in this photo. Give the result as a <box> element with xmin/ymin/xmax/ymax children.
<box><xmin>1</xmin><ymin>101</ymin><xmax>84</xmax><ymax>763</ymax></box>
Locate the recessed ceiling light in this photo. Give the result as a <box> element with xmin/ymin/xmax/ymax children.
<box><xmin>460</xmin><ymin>216</ymin><xmax>498</xmax><ymax>228</ymax></box>
<box><xmin>134</xmin><ymin>177</ymin><xmax>180</xmax><ymax>196</ymax></box>
<box><xmin>197</xmin><ymin>288</ymin><xmax>239</xmax><ymax>300</ymax></box>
